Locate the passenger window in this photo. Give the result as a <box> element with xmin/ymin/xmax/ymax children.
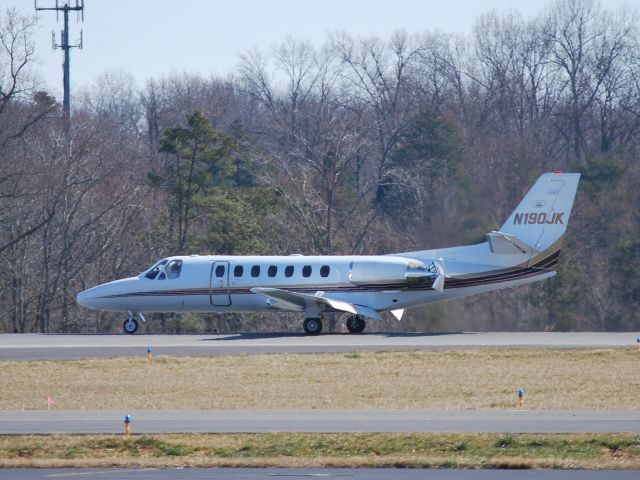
<box><xmin>234</xmin><ymin>265</ymin><xmax>244</xmax><ymax>277</ymax></box>
<box><xmin>302</xmin><ymin>265</ymin><xmax>312</xmax><ymax>277</ymax></box>
<box><xmin>215</xmin><ymin>265</ymin><xmax>225</xmax><ymax>278</ymax></box>
<box><xmin>166</xmin><ymin>260</ymin><xmax>182</xmax><ymax>279</ymax></box>
<box><xmin>268</xmin><ymin>265</ymin><xmax>277</xmax><ymax>277</ymax></box>
<box><xmin>320</xmin><ymin>265</ymin><xmax>330</xmax><ymax>277</ymax></box>
<box><xmin>251</xmin><ymin>265</ymin><xmax>260</xmax><ymax>277</ymax></box>
<box><xmin>285</xmin><ymin>265</ymin><xmax>294</xmax><ymax>277</ymax></box>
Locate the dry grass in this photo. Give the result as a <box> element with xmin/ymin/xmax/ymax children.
<box><xmin>1</xmin><ymin>433</ymin><xmax>640</xmax><ymax>469</ymax></box>
<box><xmin>1</xmin><ymin>348</ymin><xmax>639</xmax><ymax>410</ymax></box>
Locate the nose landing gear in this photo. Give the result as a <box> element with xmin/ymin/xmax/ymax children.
<box><xmin>123</xmin><ymin>317</ymin><xmax>138</xmax><ymax>334</ymax></box>
<box><xmin>123</xmin><ymin>311</ymin><xmax>145</xmax><ymax>334</ymax></box>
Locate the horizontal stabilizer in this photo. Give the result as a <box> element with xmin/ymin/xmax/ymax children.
<box><xmin>431</xmin><ymin>259</ymin><xmax>445</xmax><ymax>292</ymax></box>
<box><xmin>487</xmin><ymin>231</ymin><xmax>541</xmax><ymax>255</ymax></box>
<box><xmin>250</xmin><ymin>287</ymin><xmax>383</xmax><ymax>321</ymax></box>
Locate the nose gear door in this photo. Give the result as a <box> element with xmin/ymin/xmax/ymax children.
<box><xmin>210</xmin><ymin>261</ymin><xmax>231</xmax><ymax>306</ymax></box>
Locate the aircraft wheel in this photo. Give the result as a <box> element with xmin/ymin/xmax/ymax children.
<box><xmin>346</xmin><ymin>314</ymin><xmax>366</xmax><ymax>334</ymax></box>
<box><xmin>123</xmin><ymin>318</ymin><xmax>139</xmax><ymax>334</ymax></box>
<box><xmin>303</xmin><ymin>318</ymin><xmax>322</xmax><ymax>335</ymax></box>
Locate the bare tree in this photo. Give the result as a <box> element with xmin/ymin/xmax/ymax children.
<box><xmin>543</xmin><ymin>0</ymin><xmax>636</xmax><ymax>163</ymax></box>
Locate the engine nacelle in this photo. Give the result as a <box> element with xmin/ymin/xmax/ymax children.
<box><xmin>348</xmin><ymin>257</ymin><xmax>428</xmax><ymax>285</ymax></box>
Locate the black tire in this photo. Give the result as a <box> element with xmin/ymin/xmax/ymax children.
<box><xmin>123</xmin><ymin>318</ymin><xmax>139</xmax><ymax>334</ymax></box>
<box><xmin>303</xmin><ymin>318</ymin><xmax>322</xmax><ymax>335</ymax></box>
<box><xmin>346</xmin><ymin>314</ymin><xmax>366</xmax><ymax>334</ymax></box>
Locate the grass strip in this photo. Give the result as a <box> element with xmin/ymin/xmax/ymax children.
<box><xmin>2</xmin><ymin>348</ymin><xmax>640</xmax><ymax>410</ymax></box>
<box><xmin>1</xmin><ymin>433</ymin><xmax>640</xmax><ymax>469</ymax></box>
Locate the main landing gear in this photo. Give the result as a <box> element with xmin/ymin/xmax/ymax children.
<box><xmin>303</xmin><ymin>317</ymin><xmax>323</xmax><ymax>335</ymax></box>
<box><xmin>302</xmin><ymin>315</ymin><xmax>367</xmax><ymax>335</ymax></box>
<box><xmin>123</xmin><ymin>311</ymin><xmax>145</xmax><ymax>334</ymax></box>
<box><xmin>346</xmin><ymin>314</ymin><xmax>366</xmax><ymax>334</ymax></box>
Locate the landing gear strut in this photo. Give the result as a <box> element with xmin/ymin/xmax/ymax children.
<box><xmin>303</xmin><ymin>317</ymin><xmax>323</xmax><ymax>335</ymax></box>
<box><xmin>346</xmin><ymin>314</ymin><xmax>366</xmax><ymax>334</ymax></box>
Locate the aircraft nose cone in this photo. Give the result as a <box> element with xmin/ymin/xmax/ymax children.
<box><xmin>76</xmin><ymin>289</ymin><xmax>92</xmax><ymax>308</ymax></box>
<box><xmin>77</xmin><ymin>285</ymin><xmax>105</xmax><ymax>309</ymax></box>
<box><xmin>76</xmin><ymin>277</ymin><xmax>138</xmax><ymax>311</ymax></box>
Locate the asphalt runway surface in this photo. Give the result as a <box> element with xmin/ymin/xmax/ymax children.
<box><xmin>2</xmin><ymin>409</ymin><xmax>639</xmax><ymax>434</ymax></box>
<box><xmin>0</xmin><ymin>332</ymin><xmax>638</xmax><ymax>361</ymax></box>
<box><xmin>3</xmin><ymin>468</ymin><xmax>640</xmax><ymax>480</ymax></box>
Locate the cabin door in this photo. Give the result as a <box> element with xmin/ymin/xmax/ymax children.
<box><xmin>210</xmin><ymin>261</ymin><xmax>231</xmax><ymax>306</ymax></box>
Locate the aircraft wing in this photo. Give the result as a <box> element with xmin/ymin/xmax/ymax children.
<box><xmin>250</xmin><ymin>287</ymin><xmax>383</xmax><ymax>321</ymax></box>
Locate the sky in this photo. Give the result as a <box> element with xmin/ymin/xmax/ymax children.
<box><xmin>1</xmin><ymin>0</ymin><xmax>633</xmax><ymax>99</ymax></box>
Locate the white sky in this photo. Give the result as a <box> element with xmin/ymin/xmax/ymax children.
<box><xmin>2</xmin><ymin>0</ymin><xmax>634</xmax><ymax>99</ymax></box>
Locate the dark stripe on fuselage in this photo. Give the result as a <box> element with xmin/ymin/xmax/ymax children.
<box><xmin>444</xmin><ymin>251</ymin><xmax>559</xmax><ymax>289</ymax></box>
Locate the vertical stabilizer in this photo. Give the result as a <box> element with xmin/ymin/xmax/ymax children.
<box><xmin>498</xmin><ymin>172</ymin><xmax>580</xmax><ymax>254</ymax></box>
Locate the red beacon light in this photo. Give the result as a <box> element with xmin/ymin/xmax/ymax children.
<box><xmin>552</xmin><ymin>170</ymin><xmax>562</xmax><ymax>174</ymax></box>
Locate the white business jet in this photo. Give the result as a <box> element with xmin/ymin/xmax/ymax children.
<box><xmin>77</xmin><ymin>172</ymin><xmax>580</xmax><ymax>335</ymax></box>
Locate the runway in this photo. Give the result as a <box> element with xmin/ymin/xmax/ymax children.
<box><xmin>3</xmin><ymin>468</ymin><xmax>640</xmax><ymax>480</ymax></box>
<box><xmin>2</xmin><ymin>409</ymin><xmax>639</xmax><ymax>434</ymax></box>
<box><xmin>4</xmin><ymin>468</ymin><xmax>640</xmax><ymax>480</ymax></box>
<box><xmin>0</xmin><ymin>332</ymin><xmax>637</xmax><ymax>361</ymax></box>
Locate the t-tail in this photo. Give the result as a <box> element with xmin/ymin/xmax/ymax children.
<box><xmin>486</xmin><ymin>172</ymin><xmax>580</xmax><ymax>268</ymax></box>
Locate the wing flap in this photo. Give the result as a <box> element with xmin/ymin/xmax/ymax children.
<box><xmin>250</xmin><ymin>287</ymin><xmax>382</xmax><ymax>321</ymax></box>
<box><xmin>250</xmin><ymin>287</ymin><xmax>308</xmax><ymax>311</ymax></box>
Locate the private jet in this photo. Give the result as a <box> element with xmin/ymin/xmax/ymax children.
<box><xmin>77</xmin><ymin>172</ymin><xmax>580</xmax><ymax>334</ymax></box>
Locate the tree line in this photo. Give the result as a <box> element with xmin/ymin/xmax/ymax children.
<box><xmin>0</xmin><ymin>0</ymin><xmax>638</xmax><ymax>333</ymax></box>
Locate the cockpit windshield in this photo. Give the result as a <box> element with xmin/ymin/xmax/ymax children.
<box><xmin>143</xmin><ymin>259</ymin><xmax>168</xmax><ymax>280</ymax></box>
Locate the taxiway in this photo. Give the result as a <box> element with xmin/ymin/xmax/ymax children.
<box><xmin>1</xmin><ymin>409</ymin><xmax>638</xmax><ymax>434</ymax></box>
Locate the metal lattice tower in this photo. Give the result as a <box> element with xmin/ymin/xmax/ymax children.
<box><xmin>35</xmin><ymin>0</ymin><xmax>84</xmax><ymax>133</ymax></box>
